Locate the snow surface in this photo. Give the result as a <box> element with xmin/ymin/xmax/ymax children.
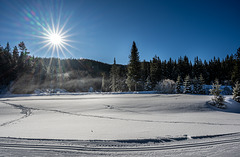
<box><xmin>0</xmin><ymin>93</ymin><xmax>240</xmax><ymax>156</ymax></box>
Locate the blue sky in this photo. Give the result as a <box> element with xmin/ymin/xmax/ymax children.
<box><xmin>0</xmin><ymin>0</ymin><xmax>240</xmax><ymax>64</ymax></box>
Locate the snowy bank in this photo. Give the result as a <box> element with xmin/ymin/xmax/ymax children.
<box><xmin>208</xmin><ymin>95</ymin><xmax>240</xmax><ymax>113</ymax></box>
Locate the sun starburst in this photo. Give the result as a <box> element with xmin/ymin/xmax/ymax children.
<box><xmin>34</xmin><ymin>16</ymin><xmax>75</xmax><ymax>59</ymax></box>
<box><xmin>49</xmin><ymin>33</ymin><xmax>62</xmax><ymax>45</ymax></box>
<box><xmin>22</xmin><ymin>1</ymin><xmax>76</xmax><ymax>59</ymax></box>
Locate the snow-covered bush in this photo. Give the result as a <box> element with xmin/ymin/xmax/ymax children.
<box><xmin>209</xmin><ymin>80</ymin><xmax>226</xmax><ymax>108</ymax></box>
<box><xmin>233</xmin><ymin>81</ymin><xmax>240</xmax><ymax>102</ymax></box>
<box><xmin>154</xmin><ymin>79</ymin><xmax>176</xmax><ymax>94</ymax></box>
<box><xmin>34</xmin><ymin>88</ymin><xmax>67</xmax><ymax>94</ymax></box>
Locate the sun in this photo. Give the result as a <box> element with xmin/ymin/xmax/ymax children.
<box><xmin>49</xmin><ymin>33</ymin><xmax>62</xmax><ymax>45</ymax></box>
<box><xmin>30</xmin><ymin>13</ymin><xmax>75</xmax><ymax>58</ymax></box>
<box><xmin>20</xmin><ymin>0</ymin><xmax>78</xmax><ymax>59</ymax></box>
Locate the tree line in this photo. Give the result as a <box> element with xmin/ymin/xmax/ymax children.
<box><xmin>0</xmin><ymin>41</ymin><xmax>239</xmax><ymax>94</ymax></box>
<box><xmin>0</xmin><ymin>42</ymin><xmax>112</xmax><ymax>93</ymax></box>
<box><xmin>111</xmin><ymin>41</ymin><xmax>240</xmax><ymax>93</ymax></box>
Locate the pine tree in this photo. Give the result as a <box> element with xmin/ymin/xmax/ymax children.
<box><xmin>18</xmin><ymin>41</ymin><xmax>31</xmax><ymax>72</ymax></box>
<box><xmin>161</xmin><ymin>60</ymin><xmax>167</xmax><ymax>79</ymax></box>
<box><xmin>183</xmin><ymin>56</ymin><xmax>191</xmax><ymax>78</ymax></box>
<box><xmin>126</xmin><ymin>41</ymin><xmax>141</xmax><ymax>91</ymax></box>
<box><xmin>232</xmin><ymin>48</ymin><xmax>240</xmax><ymax>83</ymax></box>
<box><xmin>166</xmin><ymin>58</ymin><xmax>174</xmax><ymax>79</ymax></box>
<box><xmin>141</xmin><ymin>60</ymin><xmax>150</xmax><ymax>90</ymax></box>
<box><xmin>199</xmin><ymin>74</ymin><xmax>205</xmax><ymax>94</ymax></box>
<box><xmin>177</xmin><ymin>56</ymin><xmax>191</xmax><ymax>80</ymax></box>
<box><xmin>183</xmin><ymin>75</ymin><xmax>191</xmax><ymax>94</ymax></box>
<box><xmin>5</xmin><ymin>42</ymin><xmax>11</xmax><ymax>53</ymax></box>
<box><xmin>175</xmin><ymin>75</ymin><xmax>182</xmax><ymax>93</ymax></box>
<box><xmin>110</xmin><ymin>58</ymin><xmax>118</xmax><ymax>92</ymax></box>
<box><xmin>144</xmin><ymin>76</ymin><xmax>152</xmax><ymax>91</ymax></box>
<box><xmin>150</xmin><ymin>55</ymin><xmax>161</xmax><ymax>88</ymax></box>
<box><xmin>233</xmin><ymin>81</ymin><xmax>240</xmax><ymax>102</ymax></box>
<box><xmin>101</xmin><ymin>72</ymin><xmax>106</xmax><ymax>92</ymax></box>
<box><xmin>209</xmin><ymin>79</ymin><xmax>225</xmax><ymax>108</ymax></box>
<box><xmin>12</xmin><ymin>46</ymin><xmax>19</xmax><ymax>64</ymax></box>
<box><xmin>0</xmin><ymin>42</ymin><xmax>13</xmax><ymax>86</ymax></box>
<box><xmin>192</xmin><ymin>76</ymin><xmax>199</xmax><ymax>94</ymax></box>
<box><xmin>210</xmin><ymin>79</ymin><xmax>222</xmax><ymax>96</ymax></box>
<box><xmin>193</xmin><ymin>56</ymin><xmax>203</xmax><ymax>78</ymax></box>
<box><xmin>3</xmin><ymin>42</ymin><xmax>12</xmax><ymax>64</ymax></box>
<box><xmin>18</xmin><ymin>41</ymin><xmax>26</xmax><ymax>53</ymax></box>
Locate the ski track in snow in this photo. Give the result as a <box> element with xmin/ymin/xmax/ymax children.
<box><xmin>0</xmin><ymin>102</ymin><xmax>32</xmax><ymax>127</ymax></box>
<box><xmin>1</xmin><ymin>94</ymin><xmax>240</xmax><ymax>156</ymax></box>
<box><xmin>0</xmin><ymin>135</ymin><xmax>240</xmax><ymax>152</ymax></box>
<box><xmin>1</xmin><ymin>101</ymin><xmax>239</xmax><ymax>127</ymax></box>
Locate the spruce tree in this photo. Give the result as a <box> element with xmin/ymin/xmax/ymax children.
<box><xmin>150</xmin><ymin>55</ymin><xmax>161</xmax><ymax>88</ymax></box>
<box><xmin>101</xmin><ymin>72</ymin><xmax>106</xmax><ymax>92</ymax></box>
<box><xmin>175</xmin><ymin>75</ymin><xmax>182</xmax><ymax>93</ymax></box>
<box><xmin>232</xmin><ymin>48</ymin><xmax>240</xmax><ymax>83</ymax></box>
<box><xmin>144</xmin><ymin>76</ymin><xmax>152</xmax><ymax>91</ymax></box>
<box><xmin>199</xmin><ymin>74</ymin><xmax>205</xmax><ymax>94</ymax></box>
<box><xmin>233</xmin><ymin>81</ymin><xmax>240</xmax><ymax>102</ymax></box>
<box><xmin>183</xmin><ymin>75</ymin><xmax>191</xmax><ymax>94</ymax></box>
<box><xmin>209</xmin><ymin>79</ymin><xmax>225</xmax><ymax>108</ymax></box>
<box><xmin>126</xmin><ymin>41</ymin><xmax>141</xmax><ymax>91</ymax></box>
<box><xmin>110</xmin><ymin>58</ymin><xmax>119</xmax><ymax>92</ymax></box>
<box><xmin>12</xmin><ymin>46</ymin><xmax>19</xmax><ymax>64</ymax></box>
<box><xmin>5</xmin><ymin>42</ymin><xmax>11</xmax><ymax>53</ymax></box>
<box><xmin>183</xmin><ymin>56</ymin><xmax>191</xmax><ymax>78</ymax></box>
<box><xmin>192</xmin><ymin>76</ymin><xmax>199</xmax><ymax>94</ymax></box>
<box><xmin>3</xmin><ymin>42</ymin><xmax>12</xmax><ymax>64</ymax></box>
<box><xmin>141</xmin><ymin>60</ymin><xmax>150</xmax><ymax>90</ymax></box>
<box><xmin>166</xmin><ymin>58</ymin><xmax>174</xmax><ymax>79</ymax></box>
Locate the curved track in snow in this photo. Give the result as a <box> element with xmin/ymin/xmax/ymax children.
<box><xmin>0</xmin><ymin>102</ymin><xmax>32</xmax><ymax>127</ymax></box>
<box><xmin>1</xmin><ymin>101</ymin><xmax>239</xmax><ymax>127</ymax></box>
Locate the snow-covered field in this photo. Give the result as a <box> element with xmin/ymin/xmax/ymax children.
<box><xmin>0</xmin><ymin>94</ymin><xmax>240</xmax><ymax>156</ymax></box>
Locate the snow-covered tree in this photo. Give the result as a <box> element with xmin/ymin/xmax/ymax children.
<box><xmin>175</xmin><ymin>75</ymin><xmax>182</xmax><ymax>93</ymax></box>
<box><xmin>192</xmin><ymin>77</ymin><xmax>198</xmax><ymax>94</ymax></box>
<box><xmin>198</xmin><ymin>74</ymin><xmax>205</xmax><ymax>94</ymax></box>
<box><xmin>183</xmin><ymin>75</ymin><xmax>191</xmax><ymax>94</ymax></box>
<box><xmin>154</xmin><ymin>79</ymin><xmax>176</xmax><ymax>94</ymax></box>
<box><xmin>192</xmin><ymin>76</ymin><xmax>203</xmax><ymax>94</ymax></box>
<box><xmin>144</xmin><ymin>76</ymin><xmax>152</xmax><ymax>91</ymax></box>
<box><xmin>209</xmin><ymin>79</ymin><xmax>225</xmax><ymax>108</ymax></box>
<box><xmin>233</xmin><ymin>81</ymin><xmax>240</xmax><ymax>102</ymax></box>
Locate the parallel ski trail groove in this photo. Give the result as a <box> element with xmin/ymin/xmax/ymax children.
<box><xmin>0</xmin><ymin>138</ymin><xmax>239</xmax><ymax>152</ymax></box>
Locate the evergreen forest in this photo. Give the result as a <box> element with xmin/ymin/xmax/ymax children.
<box><xmin>0</xmin><ymin>41</ymin><xmax>239</xmax><ymax>94</ymax></box>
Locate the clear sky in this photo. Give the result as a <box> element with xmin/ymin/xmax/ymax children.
<box><xmin>0</xmin><ymin>0</ymin><xmax>240</xmax><ymax>64</ymax></box>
